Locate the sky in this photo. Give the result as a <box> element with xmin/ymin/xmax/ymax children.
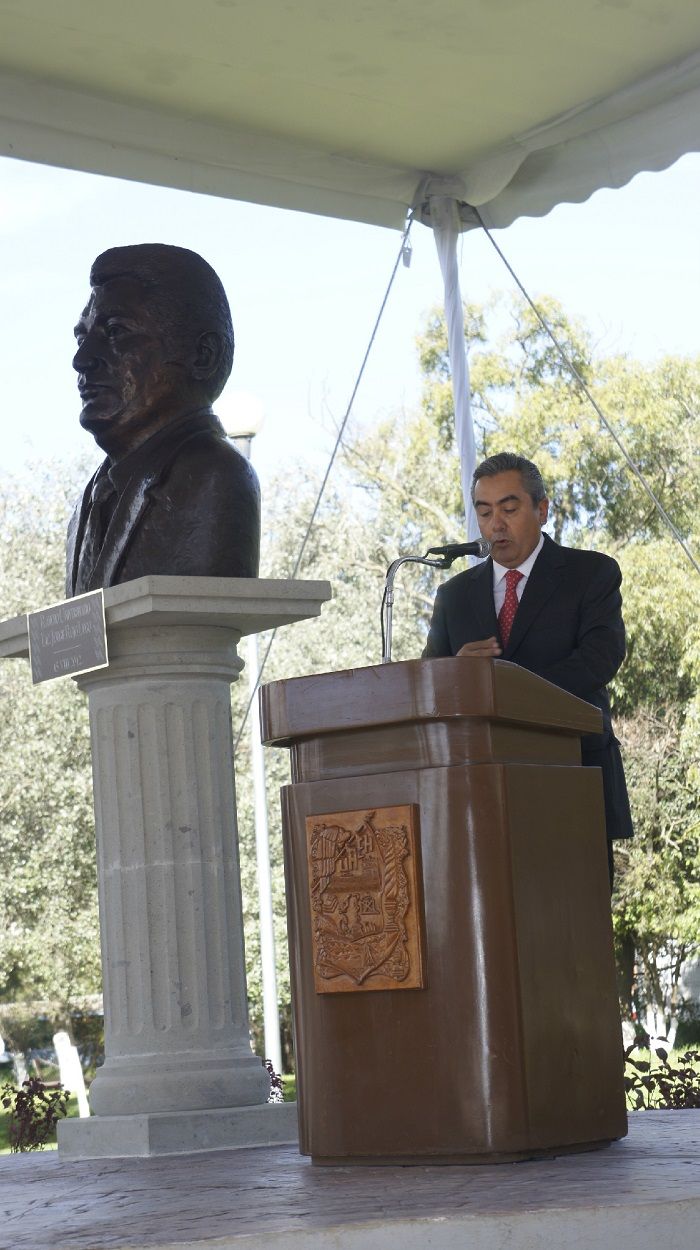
<box><xmin>1</xmin><ymin>149</ymin><xmax>699</xmax><ymax>494</ymax></box>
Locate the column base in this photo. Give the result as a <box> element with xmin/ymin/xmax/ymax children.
<box><xmin>57</xmin><ymin>1102</ymin><xmax>299</xmax><ymax>1159</ymax></box>
<box><xmin>88</xmin><ymin>1049</ymin><xmax>271</xmax><ymax>1117</ymax></box>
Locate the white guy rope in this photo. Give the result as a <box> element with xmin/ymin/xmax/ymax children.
<box><xmin>234</xmin><ymin>215</ymin><xmax>415</xmax><ymax>748</ymax></box>
<box><xmin>473</xmin><ymin>205</ymin><xmax>700</xmax><ymax>577</ymax></box>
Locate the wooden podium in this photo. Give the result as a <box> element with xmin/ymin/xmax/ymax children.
<box><xmin>260</xmin><ymin>657</ymin><xmax>627</xmax><ymax>1164</ymax></box>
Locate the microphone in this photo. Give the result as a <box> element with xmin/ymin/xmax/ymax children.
<box><xmin>425</xmin><ymin>538</ymin><xmax>492</xmax><ymax>561</ymax></box>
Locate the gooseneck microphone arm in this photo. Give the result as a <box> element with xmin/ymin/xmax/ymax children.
<box><xmin>382</xmin><ymin>555</ymin><xmax>449</xmax><ymax>666</ymax></box>
<box><xmin>380</xmin><ymin>538</ymin><xmax>491</xmax><ymax>664</ymax></box>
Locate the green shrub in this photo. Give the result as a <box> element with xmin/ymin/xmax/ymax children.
<box><xmin>625</xmin><ymin>1046</ymin><xmax>700</xmax><ymax>1110</ymax></box>
<box><xmin>1</xmin><ymin>1078</ymin><xmax>69</xmax><ymax>1151</ymax></box>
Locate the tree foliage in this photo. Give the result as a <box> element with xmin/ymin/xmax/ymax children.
<box><xmin>0</xmin><ymin>465</ymin><xmax>100</xmax><ymax>1009</ymax></box>
<box><xmin>614</xmin><ymin>711</ymin><xmax>700</xmax><ymax>1043</ymax></box>
<box><xmin>611</xmin><ymin>542</ymin><xmax>700</xmax><ymax>715</ymax></box>
<box><xmin>418</xmin><ymin>293</ymin><xmax>700</xmax><ymax>548</ymax></box>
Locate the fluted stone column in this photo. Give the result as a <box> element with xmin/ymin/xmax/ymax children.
<box><xmin>0</xmin><ymin>576</ymin><xmax>331</xmax><ymax>1158</ymax></box>
<box><xmin>83</xmin><ymin>619</ymin><xmax>268</xmax><ymax>1118</ymax></box>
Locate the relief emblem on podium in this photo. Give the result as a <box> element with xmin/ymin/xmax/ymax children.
<box><xmin>305</xmin><ymin>805</ymin><xmax>425</xmax><ymax>994</ymax></box>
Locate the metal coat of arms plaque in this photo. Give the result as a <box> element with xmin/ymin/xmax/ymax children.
<box><xmin>305</xmin><ymin>805</ymin><xmax>425</xmax><ymax>994</ymax></box>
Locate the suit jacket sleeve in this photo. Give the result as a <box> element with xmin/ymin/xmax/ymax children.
<box><xmin>525</xmin><ymin>554</ymin><xmax>625</xmax><ymax>702</ymax></box>
<box><xmin>422</xmin><ymin>584</ymin><xmax>451</xmax><ymax>658</ymax></box>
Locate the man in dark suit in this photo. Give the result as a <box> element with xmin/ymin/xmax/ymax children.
<box><xmin>423</xmin><ymin>452</ymin><xmax>633</xmax><ymax>876</ymax></box>
<box><xmin>66</xmin><ymin>243</ymin><xmax>260</xmax><ymax>596</ymax></box>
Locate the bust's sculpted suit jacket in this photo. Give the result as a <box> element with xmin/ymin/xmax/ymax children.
<box><xmin>423</xmin><ymin>532</ymin><xmax>633</xmax><ymax>842</ymax></box>
<box><xmin>66</xmin><ymin>410</ymin><xmax>260</xmax><ymax>595</ymax></box>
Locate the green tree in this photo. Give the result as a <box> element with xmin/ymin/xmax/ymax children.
<box><xmin>418</xmin><ymin>294</ymin><xmax>700</xmax><ymax>548</ymax></box>
<box><xmin>614</xmin><ymin>710</ymin><xmax>700</xmax><ymax>1045</ymax></box>
<box><xmin>0</xmin><ymin>464</ymin><xmax>100</xmax><ymax>1011</ymax></box>
<box><xmin>611</xmin><ymin>541</ymin><xmax>700</xmax><ymax>715</ymax></box>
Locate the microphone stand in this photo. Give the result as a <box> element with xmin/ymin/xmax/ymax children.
<box><xmin>382</xmin><ymin>553</ymin><xmax>452</xmax><ymax>664</ymax></box>
<box><xmin>381</xmin><ymin>539</ymin><xmax>490</xmax><ymax>664</ymax></box>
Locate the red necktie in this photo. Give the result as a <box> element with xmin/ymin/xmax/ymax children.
<box><xmin>498</xmin><ymin>569</ymin><xmax>523</xmax><ymax>648</ymax></box>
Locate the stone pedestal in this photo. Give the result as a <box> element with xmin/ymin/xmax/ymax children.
<box><xmin>0</xmin><ymin>576</ymin><xmax>330</xmax><ymax>1158</ymax></box>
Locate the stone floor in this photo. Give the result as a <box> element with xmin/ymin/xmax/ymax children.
<box><xmin>2</xmin><ymin>1111</ymin><xmax>699</xmax><ymax>1250</ymax></box>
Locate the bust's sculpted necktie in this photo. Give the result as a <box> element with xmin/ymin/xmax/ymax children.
<box><xmin>498</xmin><ymin>568</ymin><xmax>523</xmax><ymax>648</ymax></box>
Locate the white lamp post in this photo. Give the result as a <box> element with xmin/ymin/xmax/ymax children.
<box><xmin>219</xmin><ymin>390</ymin><xmax>283</xmax><ymax>1078</ymax></box>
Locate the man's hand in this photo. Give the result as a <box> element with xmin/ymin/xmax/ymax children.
<box><xmin>456</xmin><ymin>636</ymin><xmax>502</xmax><ymax>658</ymax></box>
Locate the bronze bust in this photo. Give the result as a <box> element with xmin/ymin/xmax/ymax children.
<box><xmin>66</xmin><ymin>244</ymin><xmax>260</xmax><ymax>596</ymax></box>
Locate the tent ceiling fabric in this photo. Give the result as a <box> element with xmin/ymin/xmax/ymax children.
<box><xmin>0</xmin><ymin>0</ymin><xmax>699</xmax><ymax>229</ymax></box>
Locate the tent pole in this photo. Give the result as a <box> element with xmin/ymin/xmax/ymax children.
<box><xmin>429</xmin><ymin>195</ymin><xmax>478</xmax><ymax>539</ymax></box>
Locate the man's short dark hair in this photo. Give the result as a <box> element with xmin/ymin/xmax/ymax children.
<box><xmin>90</xmin><ymin>243</ymin><xmax>234</xmax><ymax>402</ymax></box>
<box><xmin>471</xmin><ymin>452</ymin><xmax>547</xmax><ymax>506</ymax></box>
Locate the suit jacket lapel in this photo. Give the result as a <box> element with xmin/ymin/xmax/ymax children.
<box><xmin>66</xmin><ymin>468</ymin><xmax>100</xmax><ymax>596</ymax></box>
<box><xmin>469</xmin><ymin>557</ymin><xmax>499</xmax><ymax>640</ymax></box>
<box><xmin>90</xmin><ymin>465</ymin><xmax>159</xmax><ymax>589</ymax></box>
<box><xmin>88</xmin><ymin>412</ymin><xmax>220</xmax><ymax>589</ymax></box>
<box><xmin>503</xmin><ymin>535</ymin><xmax>566</xmax><ymax>657</ymax></box>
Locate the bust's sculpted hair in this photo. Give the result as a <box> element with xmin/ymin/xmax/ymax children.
<box><xmin>90</xmin><ymin>243</ymin><xmax>234</xmax><ymax>402</ymax></box>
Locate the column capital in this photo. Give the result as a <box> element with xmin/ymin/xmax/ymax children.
<box><xmin>0</xmin><ymin>575</ymin><xmax>332</xmax><ymax>661</ymax></box>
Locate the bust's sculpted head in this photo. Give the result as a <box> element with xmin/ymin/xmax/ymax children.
<box><xmin>72</xmin><ymin>244</ymin><xmax>234</xmax><ymax>459</ymax></box>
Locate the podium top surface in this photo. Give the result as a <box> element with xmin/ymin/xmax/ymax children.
<box><xmin>0</xmin><ymin>575</ymin><xmax>332</xmax><ymax>660</ymax></box>
<box><xmin>260</xmin><ymin>657</ymin><xmax>603</xmax><ymax>744</ymax></box>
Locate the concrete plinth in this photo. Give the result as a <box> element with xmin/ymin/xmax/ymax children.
<box><xmin>57</xmin><ymin>1101</ymin><xmax>298</xmax><ymax>1158</ymax></box>
<box><xmin>0</xmin><ymin>575</ymin><xmax>330</xmax><ymax>1159</ymax></box>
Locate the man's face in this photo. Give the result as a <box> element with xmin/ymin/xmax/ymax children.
<box><xmin>473</xmin><ymin>469</ymin><xmax>548</xmax><ymax>568</ymax></box>
<box><xmin>73</xmin><ymin>276</ymin><xmax>189</xmax><ymax>456</ymax></box>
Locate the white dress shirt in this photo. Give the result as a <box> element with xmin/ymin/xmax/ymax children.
<box><xmin>492</xmin><ymin>533</ymin><xmax>544</xmax><ymax>615</ymax></box>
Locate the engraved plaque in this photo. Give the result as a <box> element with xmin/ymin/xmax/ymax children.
<box><xmin>28</xmin><ymin>590</ymin><xmax>108</xmax><ymax>684</ymax></box>
<box><xmin>305</xmin><ymin>804</ymin><xmax>425</xmax><ymax>994</ymax></box>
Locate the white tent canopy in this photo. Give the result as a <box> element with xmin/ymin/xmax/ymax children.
<box><xmin>1</xmin><ymin>1</ymin><xmax>699</xmax><ymax>231</ymax></box>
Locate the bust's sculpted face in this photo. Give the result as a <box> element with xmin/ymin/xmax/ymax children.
<box><xmin>72</xmin><ymin>275</ymin><xmax>196</xmax><ymax>460</ymax></box>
